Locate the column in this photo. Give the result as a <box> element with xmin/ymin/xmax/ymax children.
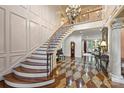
<box><xmin>110</xmin><ymin>18</ymin><xmax>124</xmax><ymax>81</ymax></box>
<box><xmin>107</xmin><ymin>23</ymin><xmax>112</xmax><ymax>74</ymax></box>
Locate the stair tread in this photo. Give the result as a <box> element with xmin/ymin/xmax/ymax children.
<box><xmin>27</xmin><ymin>56</ymin><xmax>49</xmax><ymax>60</ymax></box>
<box><xmin>122</xmin><ymin>58</ymin><xmax>124</xmax><ymax>63</ymax></box>
<box><xmin>32</xmin><ymin>52</ymin><xmax>47</xmax><ymax>55</ymax></box>
<box><xmin>46</xmin><ymin>41</ymin><xmax>59</xmax><ymax>43</ymax></box>
<box><xmin>21</xmin><ymin>61</ymin><xmax>48</xmax><ymax>66</ymax></box>
<box><xmin>4</xmin><ymin>73</ymin><xmax>31</xmax><ymax>84</ymax></box>
<box><xmin>4</xmin><ymin>73</ymin><xmax>53</xmax><ymax>84</ymax></box>
<box><xmin>38</xmin><ymin>48</ymin><xmax>55</xmax><ymax>50</ymax></box>
<box><xmin>37</xmin><ymin>47</ymin><xmax>54</xmax><ymax>49</ymax></box>
<box><xmin>44</xmin><ymin>43</ymin><xmax>58</xmax><ymax>45</ymax></box>
<box><xmin>42</xmin><ymin>45</ymin><xmax>57</xmax><ymax>47</ymax></box>
<box><xmin>47</xmin><ymin>39</ymin><xmax>60</xmax><ymax>41</ymax></box>
<box><xmin>14</xmin><ymin>66</ymin><xmax>49</xmax><ymax>73</ymax></box>
<box><xmin>41</xmin><ymin>46</ymin><xmax>56</xmax><ymax>48</ymax></box>
<box><xmin>30</xmin><ymin>55</ymin><xmax>48</xmax><ymax>59</ymax></box>
<box><xmin>36</xmin><ymin>49</ymin><xmax>54</xmax><ymax>51</ymax></box>
<box><xmin>52</xmin><ymin>39</ymin><xmax>61</xmax><ymax>41</ymax></box>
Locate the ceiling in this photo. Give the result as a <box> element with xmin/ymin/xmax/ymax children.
<box><xmin>70</xmin><ymin>27</ymin><xmax>102</xmax><ymax>39</ymax></box>
<box><xmin>80</xmin><ymin>28</ymin><xmax>101</xmax><ymax>36</ymax></box>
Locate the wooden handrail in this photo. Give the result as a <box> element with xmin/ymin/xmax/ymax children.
<box><xmin>47</xmin><ymin>22</ymin><xmax>67</xmax><ymax>42</ymax></box>
<box><xmin>46</xmin><ymin>21</ymin><xmax>68</xmax><ymax>53</ymax></box>
<box><xmin>80</xmin><ymin>7</ymin><xmax>102</xmax><ymax>15</ymax></box>
<box><xmin>45</xmin><ymin>21</ymin><xmax>69</xmax><ymax>75</ymax></box>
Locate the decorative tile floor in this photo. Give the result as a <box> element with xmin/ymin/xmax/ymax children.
<box><xmin>55</xmin><ymin>57</ymin><xmax>111</xmax><ymax>88</ymax></box>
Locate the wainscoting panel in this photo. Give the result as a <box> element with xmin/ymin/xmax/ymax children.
<box><xmin>9</xmin><ymin>12</ymin><xmax>27</xmax><ymax>53</ymax></box>
<box><xmin>0</xmin><ymin>5</ymin><xmax>61</xmax><ymax>77</ymax></box>
<box><xmin>10</xmin><ymin>55</ymin><xmax>23</xmax><ymax>65</ymax></box>
<box><xmin>29</xmin><ymin>21</ymin><xmax>40</xmax><ymax>50</ymax></box>
<box><xmin>0</xmin><ymin>57</ymin><xmax>6</xmax><ymax>72</ymax></box>
<box><xmin>30</xmin><ymin>5</ymin><xmax>41</xmax><ymax>17</ymax></box>
<box><xmin>20</xmin><ymin>5</ymin><xmax>28</xmax><ymax>9</ymax></box>
<box><xmin>0</xmin><ymin>7</ymin><xmax>5</xmax><ymax>54</ymax></box>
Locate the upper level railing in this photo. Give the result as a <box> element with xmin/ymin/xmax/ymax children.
<box><xmin>66</xmin><ymin>7</ymin><xmax>103</xmax><ymax>25</ymax></box>
<box><xmin>78</xmin><ymin>7</ymin><xmax>103</xmax><ymax>23</ymax></box>
<box><xmin>65</xmin><ymin>5</ymin><xmax>123</xmax><ymax>27</ymax></box>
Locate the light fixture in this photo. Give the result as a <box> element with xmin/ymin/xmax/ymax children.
<box><xmin>100</xmin><ymin>40</ymin><xmax>107</xmax><ymax>53</ymax></box>
<box><xmin>100</xmin><ymin>40</ymin><xmax>107</xmax><ymax>47</ymax></box>
<box><xmin>65</xmin><ymin>5</ymin><xmax>81</xmax><ymax>24</ymax></box>
<box><xmin>87</xmin><ymin>10</ymin><xmax>89</xmax><ymax>12</ymax></box>
<box><xmin>83</xmin><ymin>14</ymin><xmax>86</xmax><ymax>17</ymax></box>
<box><xmin>96</xmin><ymin>10</ymin><xmax>100</xmax><ymax>14</ymax></box>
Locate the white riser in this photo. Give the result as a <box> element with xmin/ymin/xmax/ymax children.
<box><xmin>21</xmin><ymin>64</ymin><xmax>50</xmax><ymax>69</ymax></box>
<box><xmin>13</xmin><ymin>70</ymin><xmax>50</xmax><ymax>78</ymax></box>
<box><xmin>42</xmin><ymin>45</ymin><xmax>56</xmax><ymax>47</ymax></box>
<box><xmin>44</xmin><ymin>43</ymin><xmax>58</xmax><ymax>45</ymax></box>
<box><xmin>37</xmin><ymin>48</ymin><xmax>54</xmax><ymax>51</ymax></box>
<box><xmin>65</xmin><ymin>32</ymin><xmax>69</xmax><ymax>34</ymax></box>
<box><xmin>32</xmin><ymin>52</ymin><xmax>46</xmax><ymax>55</ymax></box>
<box><xmin>34</xmin><ymin>51</ymin><xmax>47</xmax><ymax>54</ymax></box>
<box><xmin>26</xmin><ymin>59</ymin><xmax>48</xmax><ymax>63</ymax></box>
<box><xmin>31</xmin><ymin>54</ymin><xmax>47</xmax><ymax>58</ymax></box>
<box><xmin>37</xmin><ymin>48</ymin><xmax>47</xmax><ymax>50</ymax></box>
<box><xmin>49</xmin><ymin>40</ymin><xmax>60</xmax><ymax>42</ymax></box>
<box><xmin>43</xmin><ymin>44</ymin><xmax>55</xmax><ymax>47</ymax></box>
<box><xmin>5</xmin><ymin>79</ymin><xmax>55</xmax><ymax>88</ymax></box>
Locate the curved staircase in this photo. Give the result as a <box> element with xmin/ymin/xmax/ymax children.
<box><xmin>3</xmin><ymin>25</ymin><xmax>72</xmax><ymax>88</ymax></box>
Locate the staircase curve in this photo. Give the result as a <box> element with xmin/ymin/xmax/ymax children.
<box><xmin>3</xmin><ymin>23</ymin><xmax>74</xmax><ymax>88</ymax></box>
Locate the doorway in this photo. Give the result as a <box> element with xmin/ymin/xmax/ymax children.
<box><xmin>84</xmin><ymin>40</ymin><xmax>87</xmax><ymax>53</ymax></box>
<box><xmin>70</xmin><ymin>42</ymin><xmax>75</xmax><ymax>58</ymax></box>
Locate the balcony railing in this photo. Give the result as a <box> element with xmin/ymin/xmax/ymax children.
<box><xmin>67</xmin><ymin>7</ymin><xmax>103</xmax><ymax>25</ymax></box>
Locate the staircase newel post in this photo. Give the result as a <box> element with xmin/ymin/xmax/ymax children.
<box><xmin>51</xmin><ymin>53</ymin><xmax>54</xmax><ymax>78</ymax></box>
<box><xmin>49</xmin><ymin>53</ymin><xmax>52</xmax><ymax>77</ymax></box>
<box><xmin>46</xmin><ymin>52</ymin><xmax>49</xmax><ymax>79</ymax></box>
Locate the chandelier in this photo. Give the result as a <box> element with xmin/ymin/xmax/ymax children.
<box><xmin>65</xmin><ymin>5</ymin><xmax>81</xmax><ymax>24</ymax></box>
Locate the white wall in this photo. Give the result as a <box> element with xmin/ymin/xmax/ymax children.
<box><xmin>0</xmin><ymin>5</ymin><xmax>61</xmax><ymax>76</ymax></box>
<box><xmin>73</xmin><ymin>20</ymin><xmax>103</xmax><ymax>31</ymax></box>
<box><xmin>63</xmin><ymin>29</ymin><xmax>102</xmax><ymax>58</ymax></box>
<box><xmin>63</xmin><ymin>33</ymin><xmax>82</xmax><ymax>58</ymax></box>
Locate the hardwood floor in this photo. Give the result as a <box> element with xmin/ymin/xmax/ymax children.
<box><xmin>1</xmin><ymin>57</ymin><xmax>124</xmax><ymax>88</ymax></box>
<box><xmin>0</xmin><ymin>80</ymin><xmax>5</xmax><ymax>88</ymax></box>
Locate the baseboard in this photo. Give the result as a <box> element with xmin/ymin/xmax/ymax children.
<box><xmin>110</xmin><ymin>73</ymin><xmax>124</xmax><ymax>84</ymax></box>
<box><xmin>111</xmin><ymin>77</ymin><xmax>124</xmax><ymax>84</ymax></box>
